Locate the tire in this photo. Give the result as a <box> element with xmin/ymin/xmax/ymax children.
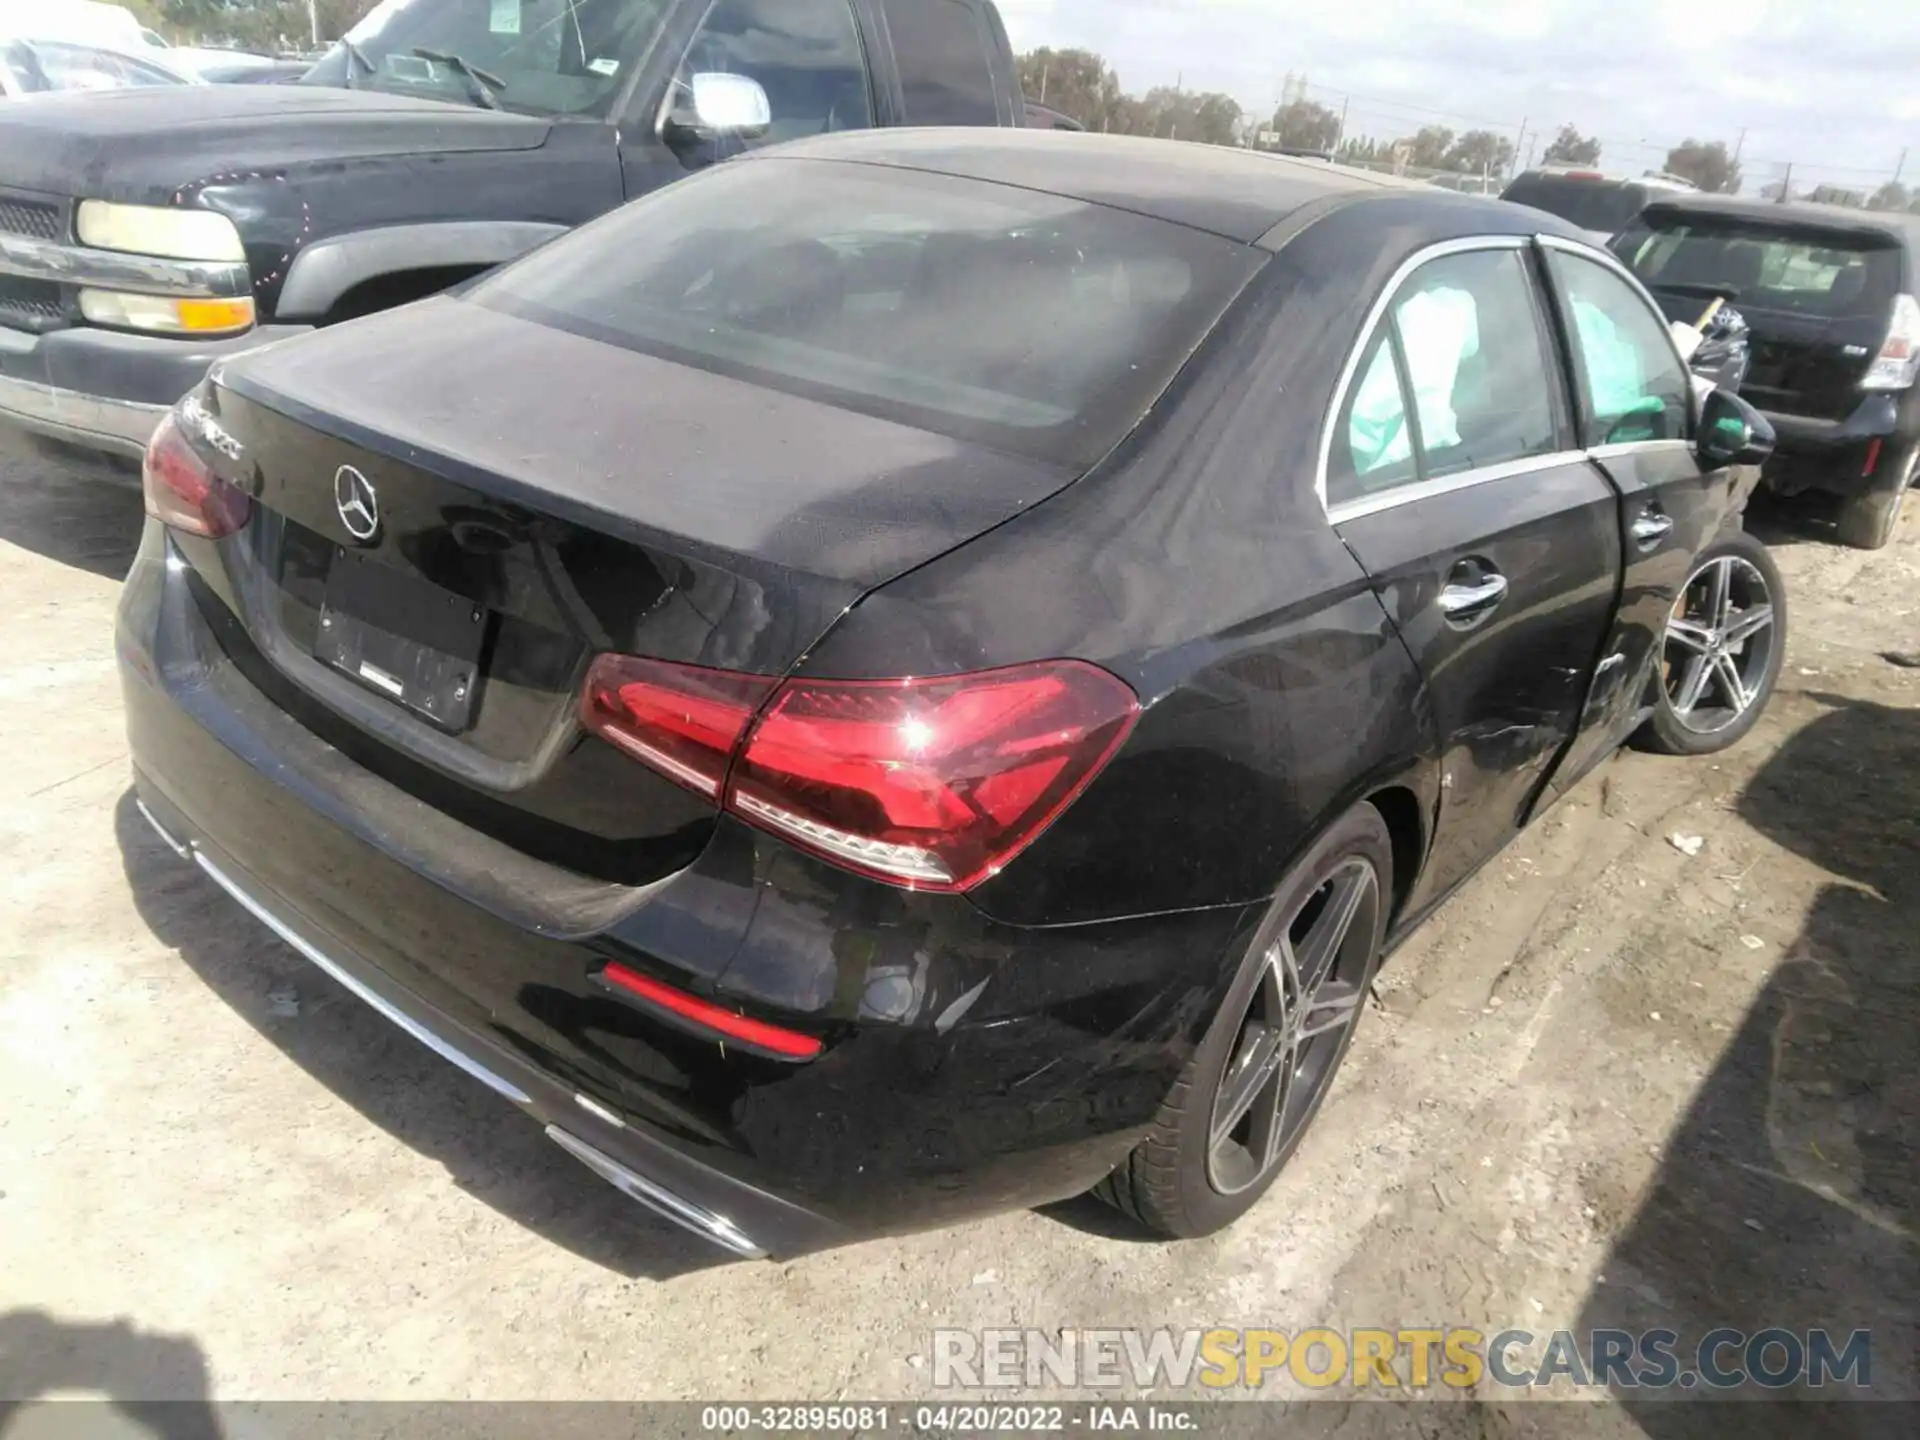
<box><xmin>1632</xmin><ymin>527</ymin><xmax>1787</xmax><ymax>757</ymax></box>
<box><xmin>1834</xmin><ymin>444</ymin><xmax>1916</xmax><ymax>551</ymax></box>
<box><xmin>1095</xmin><ymin>803</ymin><xmax>1392</xmax><ymax>1239</ymax></box>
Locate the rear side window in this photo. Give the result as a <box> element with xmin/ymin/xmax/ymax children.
<box><xmin>882</xmin><ymin>0</ymin><xmax>998</xmax><ymax>124</ymax></box>
<box><xmin>473</xmin><ymin>159</ymin><xmax>1263</xmax><ymax>468</ymax></box>
<box><xmin>1329</xmin><ymin>247</ymin><xmax>1563</xmax><ymax>506</ymax></box>
<box><xmin>1550</xmin><ymin>251</ymin><xmax>1693</xmax><ymax>445</ymax></box>
<box><xmin>1616</xmin><ymin>218</ymin><xmax>1902</xmax><ymax>319</ymax></box>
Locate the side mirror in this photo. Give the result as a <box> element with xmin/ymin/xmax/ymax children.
<box><xmin>662</xmin><ymin>72</ymin><xmax>771</xmax><ymax>152</ymax></box>
<box><xmin>1697</xmin><ymin>387</ymin><xmax>1775</xmax><ymax>469</ymax></box>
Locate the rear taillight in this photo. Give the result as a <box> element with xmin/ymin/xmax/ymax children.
<box><xmin>142</xmin><ymin>412</ymin><xmax>252</xmax><ymax>538</ymax></box>
<box><xmin>580</xmin><ymin>655</ymin><xmax>775</xmax><ymax>798</ymax></box>
<box><xmin>581</xmin><ymin>656</ymin><xmax>1139</xmax><ymax>891</ymax></box>
<box><xmin>1862</xmin><ymin>293</ymin><xmax>1920</xmax><ymax>391</ymax></box>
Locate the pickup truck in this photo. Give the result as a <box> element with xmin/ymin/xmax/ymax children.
<box><xmin>0</xmin><ymin>0</ymin><xmax>1022</xmax><ymax>467</ymax></box>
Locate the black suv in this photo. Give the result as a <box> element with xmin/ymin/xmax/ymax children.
<box><xmin>1614</xmin><ymin>194</ymin><xmax>1920</xmax><ymax>548</ymax></box>
<box><xmin>0</xmin><ymin>0</ymin><xmax>1020</xmax><ymax>469</ymax></box>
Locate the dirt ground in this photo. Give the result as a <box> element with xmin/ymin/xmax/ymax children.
<box><xmin>0</xmin><ymin>428</ymin><xmax>1914</xmax><ymax>1430</ymax></box>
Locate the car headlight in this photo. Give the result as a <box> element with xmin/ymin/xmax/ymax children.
<box><xmin>79</xmin><ymin>288</ymin><xmax>255</xmax><ymax>336</ymax></box>
<box><xmin>75</xmin><ymin>201</ymin><xmax>246</xmax><ymax>262</ymax></box>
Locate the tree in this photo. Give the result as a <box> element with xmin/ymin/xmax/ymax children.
<box><xmin>1396</xmin><ymin>125</ymin><xmax>1454</xmax><ymax>172</ymax></box>
<box><xmin>1870</xmin><ymin>181</ymin><xmax>1911</xmax><ymax>211</ymax></box>
<box><xmin>1663</xmin><ymin>139</ymin><xmax>1742</xmax><ymax>195</ymax></box>
<box><xmin>1445</xmin><ymin>129</ymin><xmax>1516</xmax><ymax>177</ymax></box>
<box><xmin>1016</xmin><ymin>48</ymin><xmax>1124</xmax><ymax>132</ymax></box>
<box><xmin>1265</xmin><ymin>99</ymin><xmax>1340</xmax><ymax>154</ymax></box>
<box><xmin>1543</xmin><ymin>124</ymin><xmax>1602</xmax><ymax>166</ymax></box>
<box><xmin>1136</xmin><ymin>86</ymin><xmax>1241</xmax><ymax>147</ymax></box>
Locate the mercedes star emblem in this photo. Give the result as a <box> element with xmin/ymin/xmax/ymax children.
<box><xmin>333</xmin><ymin>464</ymin><xmax>380</xmax><ymax>542</ymax></box>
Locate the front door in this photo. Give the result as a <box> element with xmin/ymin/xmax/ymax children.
<box><xmin>1539</xmin><ymin>242</ymin><xmax>1746</xmax><ymax>797</ymax></box>
<box><xmin>618</xmin><ymin>0</ymin><xmax>881</xmax><ymax>199</ymax></box>
<box><xmin>1326</xmin><ymin>241</ymin><xmax>1624</xmax><ymax>912</ymax></box>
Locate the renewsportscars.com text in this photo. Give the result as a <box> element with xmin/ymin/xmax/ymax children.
<box><xmin>932</xmin><ymin>1326</ymin><xmax>1872</xmax><ymax>1392</ymax></box>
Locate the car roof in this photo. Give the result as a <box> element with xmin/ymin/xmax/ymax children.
<box><xmin>757</xmin><ymin>128</ymin><xmax>1585</xmax><ymax>247</ymax></box>
<box><xmin>1639</xmin><ymin>192</ymin><xmax>1920</xmax><ymax>248</ymax></box>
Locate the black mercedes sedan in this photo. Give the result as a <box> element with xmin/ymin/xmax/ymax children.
<box><xmin>119</xmin><ymin>130</ymin><xmax>1785</xmax><ymax>1256</ymax></box>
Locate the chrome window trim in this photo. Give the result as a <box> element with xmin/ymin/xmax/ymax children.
<box><xmin>1314</xmin><ymin>233</ymin><xmax>1532</xmax><ymax>513</ymax></box>
<box><xmin>0</xmin><ymin>231</ymin><xmax>250</xmax><ymax>298</ymax></box>
<box><xmin>1588</xmin><ymin>437</ymin><xmax>1693</xmax><ymax>461</ymax></box>
<box><xmin>1327</xmin><ymin>449</ymin><xmax>1589</xmax><ymax>525</ymax></box>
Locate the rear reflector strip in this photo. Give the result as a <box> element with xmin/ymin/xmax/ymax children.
<box><xmin>1864</xmin><ymin>437</ymin><xmax>1883</xmax><ymax>478</ymax></box>
<box><xmin>597</xmin><ymin>961</ymin><xmax>824</xmax><ymax>1061</ymax></box>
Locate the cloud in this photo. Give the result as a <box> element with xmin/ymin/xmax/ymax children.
<box><xmin>1000</xmin><ymin>0</ymin><xmax>1916</xmax><ymax>192</ymax></box>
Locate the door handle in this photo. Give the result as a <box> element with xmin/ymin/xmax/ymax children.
<box><xmin>1632</xmin><ymin>509</ymin><xmax>1675</xmax><ymax>549</ymax></box>
<box><xmin>1438</xmin><ymin>572</ymin><xmax>1509</xmax><ymax>624</ymax></box>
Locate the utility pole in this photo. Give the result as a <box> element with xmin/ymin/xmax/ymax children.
<box><xmin>1733</xmin><ymin>127</ymin><xmax>1747</xmax><ymax>164</ymax></box>
<box><xmin>1777</xmin><ymin>162</ymin><xmax>1793</xmax><ymax>204</ymax></box>
<box><xmin>1897</xmin><ymin>147</ymin><xmax>1909</xmax><ymax>186</ymax></box>
<box><xmin>1038</xmin><ymin>59</ymin><xmax>1049</xmax><ymax>104</ymax></box>
<box><xmin>1334</xmin><ymin>97</ymin><xmax>1349</xmax><ymax>154</ymax></box>
<box><xmin>1513</xmin><ymin>116</ymin><xmax>1528</xmax><ymax>180</ymax></box>
<box><xmin>308</xmin><ymin>0</ymin><xmax>320</xmax><ymax>48</ymax></box>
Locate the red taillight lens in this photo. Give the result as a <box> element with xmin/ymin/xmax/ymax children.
<box><xmin>580</xmin><ymin>656</ymin><xmax>1140</xmax><ymax>891</ymax></box>
<box><xmin>598</xmin><ymin>961</ymin><xmax>822</xmax><ymax>1060</ymax></box>
<box><xmin>142</xmin><ymin>412</ymin><xmax>251</xmax><ymax>538</ymax></box>
<box><xmin>731</xmin><ymin>661</ymin><xmax>1138</xmax><ymax>891</ymax></box>
<box><xmin>579</xmin><ymin>654</ymin><xmax>776</xmax><ymax>798</ymax></box>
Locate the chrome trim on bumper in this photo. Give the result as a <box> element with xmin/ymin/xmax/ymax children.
<box><xmin>546</xmin><ymin>1126</ymin><xmax>768</xmax><ymax>1259</ymax></box>
<box><xmin>0</xmin><ymin>231</ymin><xmax>250</xmax><ymax>298</ymax></box>
<box><xmin>135</xmin><ymin>798</ymin><xmax>534</xmax><ymax>1104</ymax></box>
<box><xmin>135</xmin><ymin>797</ymin><xmax>771</xmax><ymax>1259</ymax></box>
<box><xmin>0</xmin><ymin>370</ymin><xmax>161</xmax><ymax>458</ymax></box>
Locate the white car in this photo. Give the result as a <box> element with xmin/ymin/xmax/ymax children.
<box><xmin>1</xmin><ymin>36</ymin><xmax>196</xmax><ymax>95</ymax></box>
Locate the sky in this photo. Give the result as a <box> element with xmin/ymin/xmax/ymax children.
<box><xmin>996</xmin><ymin>0</ymin><xmax>1919</xmax><ymax>194</ymax></box>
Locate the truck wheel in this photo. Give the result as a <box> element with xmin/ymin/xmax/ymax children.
<box><xmin>1633</xmin><ymin>529</ymin><xmax>1786</xmax><ymax>757</ymax></box>
<box><xmin>1094</xmin><ymin>804</ymin><xmax>1391</xmax><ymax>1238</ymax></box>
<box><xmin>1834</xmin><ymin>444</ymin><xmax>1916</xmax><ymax>551</ymax></box>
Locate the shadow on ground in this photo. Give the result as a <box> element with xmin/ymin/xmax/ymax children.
<box><xmin>0</xmin><ymin>1309</ymin><xmax>221</xmax><ymax>1437</ymax></box>
<box><xmin>113</xmin><ymin>792</ymin><xmax>731</xmax><ymax>1283</ymax></box>
<box><xmin>0</xmin><ymin>437</ymin><xmax>144</xmax><ymax>581</ymax></box>
<box><xmin>1741</xmin><ymin>488</ymin><xmax>1845</xmax><ymax>552</ymax></box>
<box><xmin>1576</xmin><ymin>695</ymin><xmax>1919</xmax><ymax>1436</ymax></box>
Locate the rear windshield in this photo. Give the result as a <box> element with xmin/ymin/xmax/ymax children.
<box><xmin>1501</xmin><ymin>175</ymin><xmax>1650</xmax><ymax>235</ymax></box>
<box><xmin>1614</xmin><ymin>217</ymin><xmax>1902</xmax><ymax>318</ymax></box>
<box><xmin>471</xmin><ymin>158</ymin><xmax>1264</xmax><ymax>467</ymax></box>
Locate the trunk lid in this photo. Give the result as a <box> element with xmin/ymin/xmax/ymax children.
<box><xmin>189</xmin><ymin>295</ymin><xmax>1073</xmax><ymax>886</ymax></box>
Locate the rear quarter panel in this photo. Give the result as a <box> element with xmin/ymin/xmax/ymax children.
<box><xmin>799</xmin><ymin>246</ymin><xmax>1444</xmax><ymax>928</ymax></box>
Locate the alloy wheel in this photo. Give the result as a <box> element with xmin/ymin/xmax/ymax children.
<box><xmin>1661</xmin><ymin>554</ymin><xmax>1777</xmax><ymax>736</ymax></box>
<box><xmin>1206</xmin><ymin>857</ymin><xmax>1380</xmax><ymax>1196</ymax></box>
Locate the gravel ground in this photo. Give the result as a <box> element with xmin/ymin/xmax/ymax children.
<box><xmin>0</xmin><ymin>429</ymin><xmax>1914</xmax><ymax>1432</ymax></box>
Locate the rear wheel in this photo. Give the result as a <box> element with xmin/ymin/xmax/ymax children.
<box><xmin>1632</xmin><ymin>528</ymin><xmax>1786</xmax><ymax>757</ymax></box>
<box><xmin>1834</xmin><ymin>444</ymin><xmax>1916</xmax><ymax>551</ymax></box>
<box><xmin>1095</xmin><ymin>803</ymin><xmax>1391</xmax><ymax>1238</ymax></box>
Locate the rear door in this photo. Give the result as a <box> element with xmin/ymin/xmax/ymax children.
<box><xmin>1326</xmin><ymin>239</ymin><xmax>1623</xmax><ymax>911</ymax></box>
<box><xmin>874</xmin><ymin>0</ymin><xmax>1018</xmax><ymax>126</ymax></box>
<box><xmin>1539</xmin><ymin>239</ymin><xmax>1741</xmax><ymax>797</ymax></box>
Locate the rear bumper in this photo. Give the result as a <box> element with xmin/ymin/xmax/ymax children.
<box><xmin>132</xmin><ymin>782</ymin><xmax>822</xmax><ymax>1260</ymax></box>
<box><xmin>1760</xmin><ymin>392</ymin><xmax>1909</xmax><ymax>498</ymax></box>
<box><xmin>117</xmin><ymin>525</ymin><xmax>1253</xmax><ymax>1253</ymax></box>
<box><xmin>0</xmin><ymin>322</ymin><xmax>308</xmax><ymax>459</ymax></box>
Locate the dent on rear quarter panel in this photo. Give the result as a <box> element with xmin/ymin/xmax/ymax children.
<box><xmin>798</xmin><ymin>244</ymin><xmax>1443</xmax><ymax>929</ymax></box>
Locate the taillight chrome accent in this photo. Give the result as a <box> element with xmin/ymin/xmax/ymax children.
<box><xmin>578</xmin><ymin>656</ymin><xmax>1140</xmax><ymax>892</ymax></box>
<box><xmin>1862</xmin><ymin>293</ymin><xmax>1920</xmax><ymax>391</ymax></box>
<box><xmin>142</xmin><ymin>411</ymin><xmax>252</xmax><ymax>538</ymax></box>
